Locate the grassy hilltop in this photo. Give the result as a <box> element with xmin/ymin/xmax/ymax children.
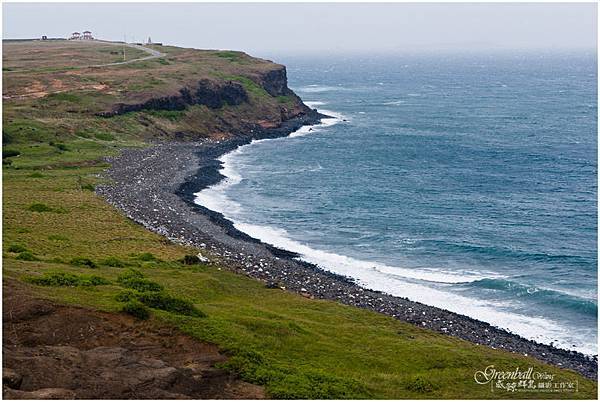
<box><xmin>2</xmin><ymin>40</ymin><xmax>597</xmax><ymax>399</ymax></box>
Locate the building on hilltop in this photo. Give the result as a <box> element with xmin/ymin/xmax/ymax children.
<box><xmin>82</xmin><ymin>31</ymin><xmax>93</xmax><ymax>40</ymax></box>
<box><xmin>69</xmin><ymin>32</ymin><xmax>80</xmax><ymax>40</ymax></box>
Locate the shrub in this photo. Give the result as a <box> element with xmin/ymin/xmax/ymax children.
<box><xmin>404</xmin><ymin>376</ymin><xmax>435</xmax><ymax>393</ymax></box>
<box><xmin>26</xmin><ymin>272</ymin><xmax>110</xmax><ymax>287</ymax></box>
<box><xmin>101</xmin><ymin>256</ymin><xmax>126</xmax><ymax>268</ymax></box>
<box><xmin>137</xmin><ymin>252</ymin><xmax>158</xmax><ymax>261</ymax></box>
<box><xmin>7</xmin><ymin>244</ymin><xmax>28</xmax><ymax>253</ymax></box>
<box><xmin>94</xmin><ymin>132</ymin><xmax>115</xmax><ymax>141</ymax></box>
<box><xmin>2</xmin><ymin>149</ymin><xmax>20</xmax><ymax>158</ymax></box>
<box><xmin>29</xmin><ymin>172</ymin><xmax>44</xmax><ymax>178</ymax></box>
<box><xmin>114</xmin><ymin>283</ymin><xmax>204</xmax><ymax>318</ymax></box>
<box><xmin>181</xmin><ymin>254</ymin><xmax>202</xmax><ymax>265</ymax></box>
<box><xmin>70</xmin><ymin>257</ymin><xmax>97</xmax><ymax>268</ymax></box>
<box><xmin>15</xmin><ymin>251</ymin><xmax>38</xmax><ymax>261</ymax></box>
<box><xmin>117</xmin><ymin>269</ymin><xmax>163</xmax><ymax>292</ymax></box>
<box><xmin>28</xmin><ymin>203</ymin><xmax>55</xmax><ymax>213</ymax></box>
<box><xmin>115</xmin><ymin>290</ymin><xmax>137</xmax><ymax>302</ymax></box>
<box><xmin>121</xmin><ymin>300</ymin><xmax>150</xmax><ymax>320</ymax></box>
<box><xmin>136</xmin><ymin>292</ymin><xmax>205</xmax><ymax>317</ymax></box>
<box><xmin>81</xmin><ymin>183</ymin><xmax>95</xmax><ymax>191</ymax></box>
<box><xmin>49</xmin><ymin>141</ymin><xmax>69</xmax><ymax>152</ymax></box>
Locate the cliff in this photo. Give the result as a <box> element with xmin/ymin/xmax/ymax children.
<box><xmin>3</xmin><ymin>41</ymin><xmax>313</xmax><ymax>143</ymax></box>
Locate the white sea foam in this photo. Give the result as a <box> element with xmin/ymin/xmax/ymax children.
<box><xmin>383</xmin><ymin>100</ymin><xmax>406</xmax><ymax>106</ymax></box>
<box><xmin>289</xmin><ymin>108</ymin><xmax>345</xmax><ymax>138</ymax></box>
<box><xmin>297</xmin><ymin>85</ymin><xmax>343</xmax><ymax>93</ymax></box>
<box><xmin>193</xmin><ymin>103</ymin><xmax>598</xmax><ymax>356</ymax></box>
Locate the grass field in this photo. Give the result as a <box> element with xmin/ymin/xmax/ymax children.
<box><xmin>2</xmin><ymin>40</ymin><xmax>597</xmax><ymax>399</ymax></box>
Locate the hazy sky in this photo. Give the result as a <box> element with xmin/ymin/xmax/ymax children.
<box><xmin>2</xmin><ymin>2</ymin><xmax>597</xmax><ymax>56</ymax></box>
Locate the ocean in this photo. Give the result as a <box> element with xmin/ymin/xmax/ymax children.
<box><xmin>195</xmin><ymin>52</ymin><xmax>598</xmax><ymax>355</ymax></box>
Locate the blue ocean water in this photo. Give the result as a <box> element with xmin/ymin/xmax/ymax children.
<box><xmin>195</xmin><ymin>52</ymin><xmax>598</xmax><ymax>354</ymax></box>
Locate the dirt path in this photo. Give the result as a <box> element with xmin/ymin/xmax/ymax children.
<box><xmin>90</xmin><ymin>41</ymin><xmax>165</xmax><ymax>67</ymax></box>
<box><xmin>2</xmin><ymin>280</ymin><xmax>264</xmax><ymax>399</ymax></box>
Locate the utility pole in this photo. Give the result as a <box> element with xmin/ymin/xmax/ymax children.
<box><xmin>123</xmin><ymin>34</ymin><xmax>126</xmax><ymax>62</ymax></box>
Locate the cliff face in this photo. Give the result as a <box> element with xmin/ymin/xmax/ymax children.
<box><xmin>97</xmin><ymin>65</ymin><xmax>311</xmax><ymax>129</ymax></box>
<box><xmin>98</xmin><ymin>79</ymin><xmax>250</xmax><ymax>117</ymax></box>
<box><xmin>259</xmin><ymin>67</ymin><xmax>292</xmax><ymax>97</ymax></box>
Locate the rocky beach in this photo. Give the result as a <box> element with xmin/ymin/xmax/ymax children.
<box><xmin>97</xmin><ymin>112</ymin><xmax>598</xmax><ymax>380</ymax></box>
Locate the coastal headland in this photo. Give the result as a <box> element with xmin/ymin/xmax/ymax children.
<box><xmin>2</xmin><ymin>39</ymin><xmax>597</xmax><ymax>398</ymax></box>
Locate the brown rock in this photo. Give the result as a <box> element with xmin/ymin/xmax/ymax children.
<box><xmin>2</xmin><ymin>368</ymin><xmax>22</xmax><ymax>389</ymax></box>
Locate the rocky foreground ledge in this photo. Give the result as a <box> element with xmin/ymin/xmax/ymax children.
<box><xmin>97</xmin><ymin>116</ymin><xmax>597</xmax><ymax>379</ymax></box>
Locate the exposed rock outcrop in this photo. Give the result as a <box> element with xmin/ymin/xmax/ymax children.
<box><xmin>96</xmin><ymin>65</ymin><xmax>309</xmax><ymax>123</ymax></box>
<box><xmin>97</xmin><ymin>79</ymin><xmax>249</xmax><ymax>117</ymax></box>
<box><xmin>2</xmin><ymin>280</ymin><xmax>265</xmax><ymax>399</ymax></box>
<box><xmin>258</xmin><ymin>66</ymin><xmax>291</xmax><ymax>97</ymax></box>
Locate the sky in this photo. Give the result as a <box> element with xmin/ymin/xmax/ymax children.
<box><xmin>2</xmin><ymin>2</ymin><xmax>597</xmax><ymax>57</ymax></box>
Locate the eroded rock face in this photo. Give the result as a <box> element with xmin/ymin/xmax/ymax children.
<box><xmin>96</xmin><ymin>65</ymin><xmax>304</xmax><ymax>120</ymax></box>
<box><xmin>100</xmin><ymin>79</ymin><xmax>249</xmax><ymax>117</ymax></box>
<box><xmin>259</xmin><ymin>67</ymin><xmax>291</xmax><ymax>97</ymax></box>
<box><xmin>2</xmin><ymin>280</ymin><xmax>265</xmax><ymax>400</ymax></box>
<box><xmin>194</xmin><ymin>79</ymin><xmax>248</xmax><ymax>109</ymax></box>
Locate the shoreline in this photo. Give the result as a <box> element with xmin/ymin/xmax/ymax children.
<box><xmin>98</xmin><ymin>111</ymin><xmax>597</xmax><ymax>379</ymax></box>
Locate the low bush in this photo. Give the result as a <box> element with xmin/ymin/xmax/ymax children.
<box><xmin>180</xmin><ymin>254</ymin><xmax>202</xmax><ymax>265</ymax></box>
<box><xmin>3</xmin><ymin>149</ymin><xmax>20</xmax><ymax>158</ymax></box>
<box><xmin>115</xmin><ymin>290</ymin><xmax>137</xmax><ymax>302</ymax></box>
<box><xmin>29</xmin><ymin>172</ymin><xmax>45</xmax><ymax>178</ymax></box>
<box><xmin>49</xmin><ymin>141</ymin><xmax>69</xmax><ymax>152</ymax></box>
<box><xmin>28</xmin><ymin>203</ymin><xmax>54</xmax><ymax>212</ymax></box>
<box><xmin>138</xmin><ymin>291</ymin><xmax>202</xmax><ymax>316</ymax></box>
<box><xmin>121</xmin><ymin>300</ymin><xmax>150</xmax><ymax>320</ymax></box>
<box><xmin>117</xmin><ymin>269</ymin><xmax>163</xmax><ymax>292</ymax></box>
<box><xmin>114</xmin><ymin>288</ymin><xmax>205</xmax><ymax>318</ymax></box>
<box><xmin>81</xmin><ymin>183</ymin><xmax>95</xmax><ymax>191</ymax></box>
<box><xmin>403</xmin><ymin>376</ymin><xmax>435</xmax><ymax>393</ymax></box>
<box><xmin>26</xmin><ymin>272</ymin><xmax>110</xmax><ymax>287</ymax></box>
<box><xmin>136</xmin><ymin>292</ymin><xmax>205</xmax><ymax>317</ymax></box>
<box><xmin>136</xmin><ymin>252</ymin><xmax>158</xmax><ymax>261</ymax></box>
<box><xmin>15</xmin><ymin>251</ymin><xmax>38</xmax><ymax>261</ymax></box>
<box><xmin>94</xmin><ymin>132</ymin><xmax>115</xmax><ymax>141</ymax></box>
<box><xmin>100</xmin><ymin>256</ymin><xmax>127</xmax><ymax>268</ymax></box>
<box><xmin>70</xmin><ymin>257</ymin><xmax>97</xmax><ymax>268</ymax></box>
<box><xmin>7</xmin><ymin>244</ymin><xmax>29</xmax><ymax>253</ymax></box>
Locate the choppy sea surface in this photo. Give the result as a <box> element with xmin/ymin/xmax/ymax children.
<box><xmin>195</xmin><ymin>52</ymin><xmax>598</xmax><ymax>354</ymax></box>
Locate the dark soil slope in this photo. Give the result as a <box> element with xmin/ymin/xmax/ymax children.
<box><xmin>2</xmin><ymin>280</ymin><xmax>264</xmax><ymax>399</ymax></box>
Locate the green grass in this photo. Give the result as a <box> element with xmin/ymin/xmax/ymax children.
<box><xmin>213</xmin><ymin>73</ymin><xmax>270</xmax><ymax>99</ymax></box>
<box><xmin>213</xmin><ymin>50</ymin><xmax>246</xmax><ymax>63</ymax></box>
<box><xmin>146</xmin><ymin>109</ymin><xmax>186</xmax><ymax>121</ymax></box>
<box><xmin>45</xmin><ymin>92</ymin><xmax>81</xmax><ymax>103</ymax></box>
